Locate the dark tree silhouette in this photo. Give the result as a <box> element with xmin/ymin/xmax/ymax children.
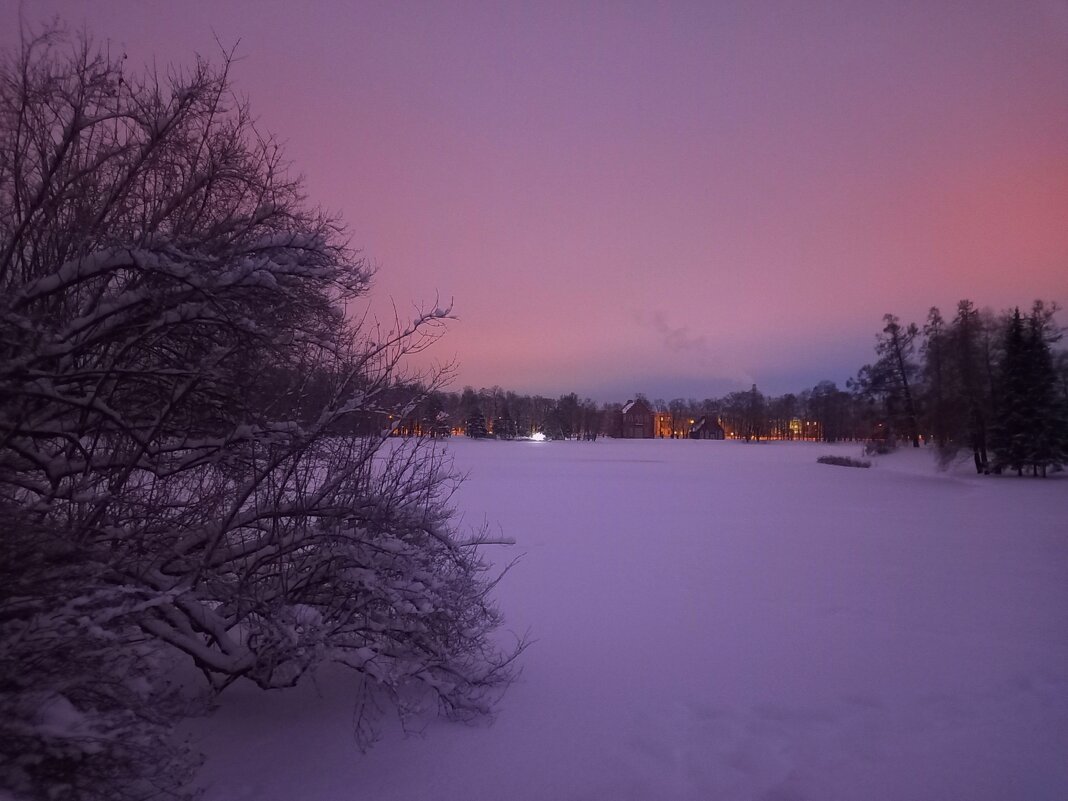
<box><xmin>990</xmin><ymin>308</ymin><xmax>1031</xmax><ymax>475</ymax></box>
<box><xmin>852</xmin><ymin>314</ymin><xmax>922</xmax><ymax>447</ymax></box>
<box><xmin>921</xmin><ymin>307</ymin><xmax>952</xmax><ymax>448</ymax></box>
<box><xmin>0</xmin><ymin>28</ymin><xmax>519</xmax><ymax>800</ymax></box>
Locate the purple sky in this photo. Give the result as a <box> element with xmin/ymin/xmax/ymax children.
<box><xmin>7</xmin><ymin>1</ymin><xmax>1068</xmax><ymax>400</ymax></box>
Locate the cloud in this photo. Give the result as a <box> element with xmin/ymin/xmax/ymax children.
<box><xmin>630</xmin><ymin>308</ymin><xmax>757</xmax><ymax>389</ymax></box>
<box><xmin>633</xmin><ymin>309</ymin><xmax>707</xmax><ymax>353</ymax></box>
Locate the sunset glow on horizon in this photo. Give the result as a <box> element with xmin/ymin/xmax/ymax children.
<box><xmin>6</xmin><ymin>0</ymin><xmax>1067</xmax><ymax>400</ymax></box>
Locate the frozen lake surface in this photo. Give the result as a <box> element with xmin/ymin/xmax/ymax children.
<box><xmin>194</xmin><ymin>439</ymin><xmax>1068</xmax><ymax>800</ymax></box>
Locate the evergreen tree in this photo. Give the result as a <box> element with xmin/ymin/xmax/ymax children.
<box><xmin>1055</xmin><ymin>349</ymin><xmax>1068</xmax><ymax>451</ymax></box>
<box><xmin>465</xmin><ymin>408</ymin><xmax>489</xmax><ymax>438</ymax></box>
<box><xmin>1022</xmin><ymin>303</ymin><xmax>1063</xmax><ymax>476</ymax></box>
<box><xmin>980</xmin><ymin>301</ymin><xmax>1063</xmax><ymax>477</ymax></box>
<box><xmin>990</xmin><ymin>308</ymin><xmax>1031</xmax><ymax>475</ymax></box>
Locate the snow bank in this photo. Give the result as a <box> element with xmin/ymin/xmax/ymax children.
<box><xmin>192</xmin><ymin>439</ymin><xmax>1068</xmax><ymax>800</ymax></box>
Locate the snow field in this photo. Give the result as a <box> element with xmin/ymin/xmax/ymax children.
<box><xmin>193</xmin><ymin>439</ymin><xmax>1068</xmax><ymax>801</ymax></box>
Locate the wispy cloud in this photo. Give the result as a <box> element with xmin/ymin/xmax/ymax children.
<box><xmin>633</xmin><ymin>309</ymin><xmax>707</xmax><ymax>353</ymax></box>
<box><xmin>631</xmin><ymin>308</ymin><xmax>756</xmax><ymax>389</ymax></box>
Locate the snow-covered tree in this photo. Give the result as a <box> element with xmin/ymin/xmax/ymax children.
<box><xmin>0</xmin><ymin>27</ymin><xmax>519</xmax><ymax>800</ymax></box>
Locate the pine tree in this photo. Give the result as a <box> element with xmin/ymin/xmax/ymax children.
<box><xmin>988</xmin><ymin>302</ymin><xmax>1064</xmax><ymax>477</ymax></box>
<box><xmin>465</xmin><ymin>408</ymin><xmax>489</xmax><ymax>438</ymax></box>
<box><xmin>990</xmin><ymin>308</ymin><xmax>1031</xmax><ymax>475</ymax></box>
<box><xmin>1022</xmin><ymin>304</ymin><xmax>1062</xmax><ymax>476</ymax></box>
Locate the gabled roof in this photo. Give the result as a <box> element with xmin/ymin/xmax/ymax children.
<box><xmin>622</xmin><ymin>398</ymin><xmax>651</xmax><ymax>415</ymax></box>
<box><xmin>690</xmin><ymin>415</ymin><xmax>723</xmax><ymax>433</ymax></box>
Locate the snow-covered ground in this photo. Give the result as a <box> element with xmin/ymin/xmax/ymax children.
<box><xmin>192</xmin><ymin>439</ymin><xmax>1068</xmax><ymax>801</ymax></box>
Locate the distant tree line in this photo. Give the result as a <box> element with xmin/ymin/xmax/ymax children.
<box><xmin>386</xmin><ymin>299</ymin><xmax>1068</xmax><ymax>477</ymax></box>
<box><xmin>389</xmin><ymin>381</ymin><xmax>870</xmax><ymax>444</ymax></box>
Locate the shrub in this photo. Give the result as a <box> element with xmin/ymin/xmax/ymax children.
<box><xmin>817</xmin><ymin>455</ymin><xmax>872</xmax><ymax>468</ymax></box>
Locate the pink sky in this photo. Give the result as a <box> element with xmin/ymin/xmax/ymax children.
<box><xmin>6</xmin><ymin>1</ymin><xmax>1068</xmax><ymax>399</ymax></box>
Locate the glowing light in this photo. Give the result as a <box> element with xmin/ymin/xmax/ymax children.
<box><xmin>531</xmin><ymin>432</ymin><xmax>546</xmax><ymax>442</ymax></box>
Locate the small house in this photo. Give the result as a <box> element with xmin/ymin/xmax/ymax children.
<box><xmin>689</xmin><ymin>415</ymin><xmax>725</xmax><ymax>440</ymax></box>
<box><xmin>620</xmin><ymin>398</ymin><xmax>655</xmax><ymax>439</ymax></box>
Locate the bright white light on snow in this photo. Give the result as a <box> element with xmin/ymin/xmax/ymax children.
<box><xmin>530</xmin><ymin>432</ymin><xmax>546</xmax><ymax>442</ymax></box>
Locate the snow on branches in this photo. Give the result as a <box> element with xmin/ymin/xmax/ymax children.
<box><xmin>0</xmin><ymin>25</ymin><xmax>517</xmax><ymax>800</ymax></box>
